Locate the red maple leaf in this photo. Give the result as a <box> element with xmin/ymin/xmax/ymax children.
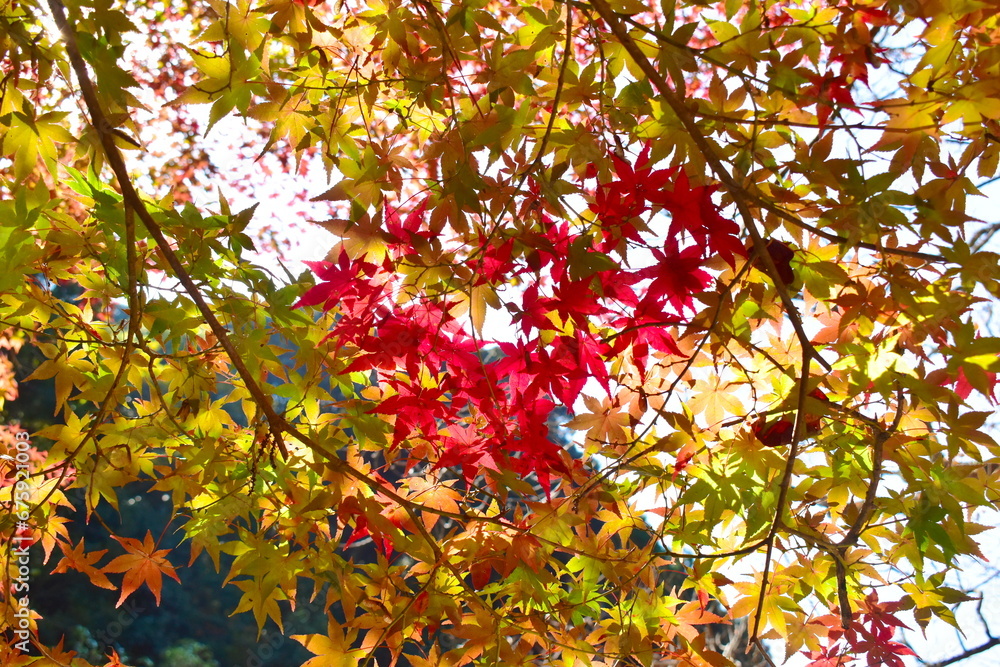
<box><xmin>803</xmin><ymin>646</ymin><xmax>855</xmax><ymax>667</ymax></box>
<box><xmin>370</xmin><ymin>382</ymin><xmax>450</xmax><ymax>449</ymax></box>
<box><xmin>538</xmin><ymin>332</ymin><xmax>611</xmax><ymax>407</ymax></box>
<box><xmin>631</xmin><ymin>242</ymin><xmax>712</xmax><ymax>313</ymax></box>
<box><xmin>339</xmin><ymin>497</ymin><xmax>395</xmax><ymax>556</ymax></box>
<box><xmin>803</xmin><ymin>71</ymin><xmax>858</xmax><ymax>127</ymax></box>
<box><xmin>523</xmin><ymin>218</ymin><xmax>574</xmax><ymax>275</ymax></box>
<box><xmin>472</xmin><ymin>235</ymin><xmax>519</xmax><ymax>283</ymax></box>
<box><xmin>849</xmin><ymin>3</ymin><xmax>894</xmax><ymax>27</ymax></box>
<box><xmin>385</xmin><ymin>196</ymin><xmax>433</xmax><ymax>249</ymax></box>
<box><xmin>753</xmin><ymin>389</ymin><xmax>827</xmax><ymax>446</ymax></box>
<box><xmin>952</xmin><ymin>366</ymin><xmax>999</xmax><ymax>404</ymax></box>
<box><xmin>763</xmin><ymin>6</ymin><xmax>794</xmax><ymax>27</ymax></box>
<box><xmin>437</xmin><ymin>424</ymin><xmax>502</xmax><ymax>482</ymax></box>
<box><xmin>754</xmin><ymin>418</ymin><xmax>795</xmax><ymax>447</ymax></box>
<box><xmin>607</xmin><ymin>298</ymin><xmax>684</xmax><ymax>378</ymax></box>
<box><xmin>661</xmin><ymin>171</ymin><xmax>746</xmax><ymax>267</ymax></box>
<box><xmin>494</xmin><ymin>337</ymin><xmax>549</xmax><ymax>404</ymax></box>
<box><xmin>590</xmin><ymin>144</ymin><xmax>679</xmax><ymax>251</ymax></box>
<box><xmin>294</xmin><ymin>248</ymin><xmax>388</xmax><ymax>312</ymax></box>
<box><xmin>551</xmin><ymin>276</ymin><xmax>611</xmax><ymax>329</ymax></box>
<box><xmin>594</xmin><ymin>268</ymin><xmax>641</xmax><ymax>307</ymax></box>
<box><xmin>513</xmin><ymin>283</ymin><xmax>558</xmax><ymax>335</ymax></box>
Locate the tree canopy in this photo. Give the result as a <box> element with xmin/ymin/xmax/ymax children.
<box><xmin>2</xmin><ymin>0</ymin><xmax>1000</xmax><ymax>665</ymax></box>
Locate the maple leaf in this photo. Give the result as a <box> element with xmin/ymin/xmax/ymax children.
<box><xmin>688</xmin><ymin>376</ymin><xmax>744</xmax><ymax>426</ymax></box>
<box><xmin>803</xmin><ymin>646</ymin><xmax>855</xmax><ymax>667</ymax></box>
<box><xmin>565</xmin><ymin>393</ymin><xmax>630</xmax><ymax>445</ymax></box>
<box><xmin>753</xmin><ymin>389</ymin><xmax>827</xmax><ymax>445</ymax></box>
<box><xmin>230</xmin><ymin>578</ymin><xmax>289</xmax><ymax>633</ymax></box>
<box><xmin>551</xmin><ymin>275</ymin><xmax>611</xmax><ymax>328</ymax></box>
<box><xmin>39</xmin><ymin>513</ymin><xmax>72</xmax><ymax>563</ymax></box>
<box><xmin>384</xmin><ymin>196</ymin><xmax>433</xmax><ymax>250</ymax></box>
<box><xmin>750</xmin><ymin>239</ymin><xmax>797</xmax><ymax>287</ymax></box>
<box><xmin>295</xmin><ymin>248</ymin><xmax>388</xmax><ymax>312</ymax></box>
<box><xmin>661</xmin><ymin>171</ymin><xmax>746</xmax><ymax>267</ymax></box>
<box><xmin>369</xmin><ymin>382</ymin><xmax>449</xmax><ymax>449</ymax></box>
<box><xmin>40</xmin><ymin>636</ymin><xmax>79</xmax><ymax>665</ymax></box>
<box><xmin>102</xmin><ymin>649</ymin><xmax>129</xmax><ymax>667</ymax></box>
<box><xmin>590</xmin><ymin>144</ymin><xmax>679</xmax><ymax>250</ymax></box>
<box><xmin>631</xmin><ymin>242</ymin><xmax>712</xmax><ymax>313</ymax></box>
<box><xmin>400</xmin><ymin>477</ymin><xmax>461</xmax><ymax>533</ymax></box>
<box><xmin>803</xmin><ymin>71</ymin><xmax>859</xmax><ymax>127</ymax></box>
<box><xmin>764</xmin><ymin>5</ymin><xmax>794</xmax><ymax>27</ymax></box>
<box><xmin>952</xmin><ymin>365</ymin><xmax>999</xmax><ymax>404</ymax></box>
<box><xmin>472</xmin><ymin>235</ymin><xmax>519</xmax><ymax>283</ymax></box>
<box><xmin>51</xmin><ymin>539</ymin><xmax>115</xmax><ymax>590</ymax></box>
<box><xmin>606</xmin><ymin>296</ymin><xmax>685</xmax><ymax>371</ymax></box>
<box><xmin>308</xmin><ymin>207</ymin><xmax>391</xmax><ymax>260</ymax></box>
<box><xmin>539</xmin><ymin>332</ymin><xmax>612</xmax><ymax>406</ymax></box>
<box><xmin>522</xmin><ymin>218</ymin><xmax>575</xmax><ymax>276</ymax></box>
<box><xmin>754</xmin><ymin>418</ymin><xmax>795</xmax><ymax>447</ymax></box>
<box><xmin>512</xmin><ymin>283</ymin><xmax>558</xmax><ymax>334</ymax></box>
<box><xmin>501</xmin><ymin>414</ymin><xmax>567</xmax><ymax>493</ymax></box>
<box><xmin>832</xmin><ymin>44</ymin><xmax>887</xmax><ymax>86</ymax></box>
<box><xmin>594</xmin><ymin>267</ymin><xmax>641</xmax><ymax>307</ymax></box>
<box><xmin>493</xmin><ymin>337</ymin><xmax>549</xmax><ymax>405</ymax></box>
<box><xmin>102</xmin><ymin>531</ymin><xmax>181</xmax><ymax>607</ymax></box>
<box><xmin>436</xmin><ymin>426</ymin><xmax>503</xmax><ymax>483</ymax></box>
<box><xmin>292</xmin><ymin>628</ymin><xmax>365</xmax><ymax>666</ymax></box>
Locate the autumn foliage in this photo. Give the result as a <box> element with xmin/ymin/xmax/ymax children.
<box><xmin>2</xmin><ymin>0</ymin><xmax>1000</xmax><ymax>665</ymax></box>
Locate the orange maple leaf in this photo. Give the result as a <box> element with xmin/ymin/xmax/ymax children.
<box><xmin>51</xmin><ymin>538</ymin><xmax>115</xmax><ymax>590</ymax></box>
<box><xmin>102</xmin><ymin>531</ymin><xmax>181</xmax><ymax>607</ymax></box>
<box><xmin>43</xmin><ymin>636</ymin><xmax>79</xmax><ymax>664</ymax></box>
<box><xmin>103</xmin><ymin>648</ymin><xmax>130</xmax><ymax>666</ymax></box>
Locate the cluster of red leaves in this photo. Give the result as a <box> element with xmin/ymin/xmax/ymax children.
<box><xmin>297</xmin><ymin>247</ymin><xmax>572</xmax><ymax>488</ymax></box>
<box><xmin>296</xmin><ymin>149</ymin><xmax>745</xmax><ymax>496</ymax></box>
<box><xmin>590</xmin><ymin>145</ymin><xmax>745</xmax><ymax>267</ymax></box>
<box><xmin>802</xmin><ymin>592</ymin><xmax>916</xmax><ymax>667</ymax></box>
<box><xmin>588</xmin><ymin>146</ymin><xmax>744</xmax><ymax>370</ymax></box>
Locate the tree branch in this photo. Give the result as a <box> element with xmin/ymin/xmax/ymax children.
<box><xmin>924</xmin><ymin>637</ymin><xmax>1000</xmax><ymax>667</ymax></box>
<box><xmin>45</xmin><ymin>0</ymin><xmax>291</xmax><ymax>457</ymax></box>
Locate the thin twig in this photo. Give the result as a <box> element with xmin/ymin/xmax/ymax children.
<box><xmin>749</xmin><ymin>354</ymin><xmax>812</xmax><ymax>644</ymax></box>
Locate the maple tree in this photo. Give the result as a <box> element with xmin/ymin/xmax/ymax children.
<box><xmin>2</xmin><ymin>0</ymin><xmax>1000</xmax><ymax>664</ymax></box>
